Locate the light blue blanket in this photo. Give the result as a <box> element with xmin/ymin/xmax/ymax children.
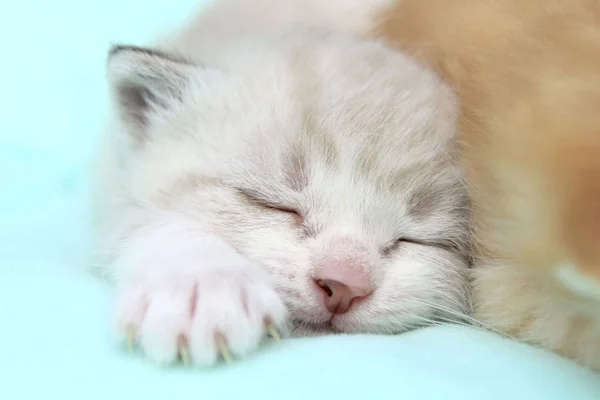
<box><xmin>1</xmin><ymin>1</ymin><xmax>599</xmax><ymax>399</ymax></box>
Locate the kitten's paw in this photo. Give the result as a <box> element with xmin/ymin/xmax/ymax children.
<box><xmin>114</xmin><ymin>263</ymin><xmax>287</xmax><ymax>367</ymax></box>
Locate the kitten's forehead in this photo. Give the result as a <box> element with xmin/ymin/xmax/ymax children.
<box><xmin>146</xmin><ymin>30</ymin><xmax>461</xmax><ymax>208</ymax></box>
<box><xmin>235</xmin><ymin>33</ymin><xmax>460</xmax><ymax>193</ymax></box>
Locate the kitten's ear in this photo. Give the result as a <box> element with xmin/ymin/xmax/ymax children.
<box><xmin>106</xmin><ymin>45</ymin><xmax>197</xmax><ymax>141</ymax></box>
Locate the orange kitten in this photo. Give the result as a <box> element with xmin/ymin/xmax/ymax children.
<box><xmin>374</xmin><ymin>0</ymin><xmax>600</xmax><ymax>370</ymax></box>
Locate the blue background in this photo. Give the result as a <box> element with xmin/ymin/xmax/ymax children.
<box><xmin>1</xmin><ymin>1</ymin><xmax>599</xmax><ymax>399</ymax></box>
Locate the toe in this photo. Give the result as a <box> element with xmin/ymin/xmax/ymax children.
<box><xmin>114</xmin><ymin>286</ymin><xmax>147</xmax><ymax>342</ymax></box>
<box><xmin>189</xmin><ymin>280</ymin><xmax>263</xmax><ymax>364</ymax></box>
<box><xmin>139</xmin><ymin>290</ymin><xmax>192</xmax><ymax>364</ymax></box>
<box><xmin>250</xmin><ymin>280</ymin><xmax>288</xmax><ymax>332</ymax></box>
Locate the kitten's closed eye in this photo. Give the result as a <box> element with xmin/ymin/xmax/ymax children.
<box><xmin>237</xmin><ymin>188</ymin><xmax>305</xmax><ymax>228</ymax></box>
<box><xmin>379</xmin><ymin>238</ymin><xmax>421</xmax><ymax>257</ymax></box>
<box><xmin>380</xmin><ymin>237</ymin><xmax>461</xmax><ymax>257</ymax></box>
<box><xmin>263</xmin><ymin>204</ymin><xmax>304</xmax><ymax>226</ymax></box>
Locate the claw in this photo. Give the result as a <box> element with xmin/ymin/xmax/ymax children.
<box><xmin>126</xmin><ymin>327</ymin><xmax>136</xmax><ymax>353</ymax></box>
<box><xmin>178</xmin><ymin>336</ymin><xmax>190</xmax><ymax>366</ymax></box>
<box><xmin>265</xmin><ymin>322</ymin><xmax>281</xmax><ymax>342</ymax></box>
<box><xmin>179</xmin><ymin>344</ymin><xmax>190</xmax><ymax>366</ymax></box>
<box><xmin>216</xmin><ymin>334</ymin><xmax>233</xmax><ymax>364</ymax></box>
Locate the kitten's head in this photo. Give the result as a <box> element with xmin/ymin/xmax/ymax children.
<box><xmin>107</xmin><ymin>29</ymin><xmax>471</xmax><ymax>335</ymax></box>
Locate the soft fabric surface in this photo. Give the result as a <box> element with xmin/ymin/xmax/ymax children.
<box><xmin>1</xmin><ymin>1</ymin><xmax>599</xmax><ymax>399</ymax></box>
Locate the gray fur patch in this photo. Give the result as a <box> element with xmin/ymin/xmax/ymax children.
<box><xmin>283</xmin><ymin>144</ymin><xmax>310</xmax><ymax>192</ymax></box>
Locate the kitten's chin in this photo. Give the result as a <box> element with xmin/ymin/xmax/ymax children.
<box><xmin>288</xmin><ymin>320</ymin><xmax>342</xmax><ymax>337</ymax></box>
<box><xmin>288</xmin><ymin>314</ymin><xmax>382</xmax><ymax>337</ymax></box>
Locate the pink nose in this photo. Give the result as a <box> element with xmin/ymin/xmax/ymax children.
<box><xmin>315</xmin><ymin>279</ymin><xmax>372</xmax><ymax>314</ymax></box>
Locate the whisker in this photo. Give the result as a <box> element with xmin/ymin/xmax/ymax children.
<box><xmin>411</xmin><ymin>298</ymin><xmax>519</xmax><ymax>341</ymax></box>
<box><xmin>402</xmin><ymin>310</ymin><xmax>509</xmax><ymax>340</ymax></box>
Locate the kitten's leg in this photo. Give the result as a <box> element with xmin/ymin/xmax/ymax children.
<box><xmin>112</xmin><ymin>215</ymin><xmax>287</xmax><ymax>366</ymax></box>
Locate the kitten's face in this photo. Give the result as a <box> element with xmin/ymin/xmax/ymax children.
<box><xmin>108</xmin><ymin>30</ymin><xmax>471</xmax><ymax>336</ymax></box>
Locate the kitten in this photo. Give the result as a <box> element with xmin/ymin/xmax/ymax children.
<box><xmin>374</xmin><ymin>0</ymin><xmax>600</xmax><ymax>371</ymax></box>
<box><xmin>92</xmin><ymin>0</ymin><xmax>471</xmax><ymax>366</ymax></box>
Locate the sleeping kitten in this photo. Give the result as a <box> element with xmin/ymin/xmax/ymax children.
<box><xmin>91</xmin><ymin>0</ymin><xmax>470</xmax><ymax>366</ymax></box>
<box><xmin>374</xmin><ymin>0</ymin><xmax>600</xmax><ymax>371</ymax></box>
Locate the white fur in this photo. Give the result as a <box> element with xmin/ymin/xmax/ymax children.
<box><xmin>555</xmin><ymin>263</ymin><xmax>600</xmax><ymax>301</ymax></box>
<box><xmin>92</xmin><ymin>0</ymin><xmax>471</xmax><ymax>365</ymax></box>
<box><xmin>113</xmin><ymin>215</ymin><xmax>286</xmax><ymax>365</ymax></box>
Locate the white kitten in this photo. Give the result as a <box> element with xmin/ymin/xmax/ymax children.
<box><xmin>92</xmin><ymin>0</ymin><xmax>471</xmax><ymax>366</ymax></box>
